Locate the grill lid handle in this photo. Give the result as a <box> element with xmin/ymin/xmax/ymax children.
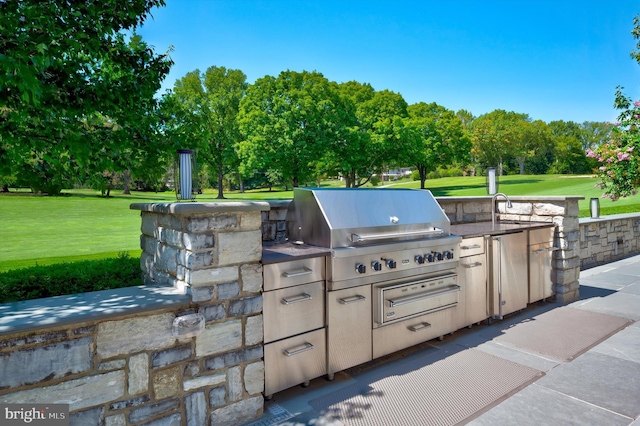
<box><xmin>351</xmin><ymin>228</ymin><xmax>444</xmax><ymax>243</ymax></box>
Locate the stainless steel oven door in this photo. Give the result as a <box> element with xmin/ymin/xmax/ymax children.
<box><xmin>373</xmin><ymin>272</ymin><xmax>459</xmax><ymax>327</ymax></box>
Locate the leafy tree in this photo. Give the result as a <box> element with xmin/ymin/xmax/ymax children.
<box><xmin>237</xmin><ymin>70</ymin><xmax>347</xmax><ymax>187</ymax></box>
<box><xmin>469</xmin><ymin>110</ymin><xmax>529</xmax><ymax>174</ymax></box>
<box><xmin>404</xmin><ymin>102</ymin><xmax>470</xmax><ymax>188</ymax></box>
<box><xmin>167</xmin><ymin>66</ymin><xmax>247</xmax><ymax>199</ymax></box>
<box><xmin>0</xmin><ymin>0</ymin><xmax>172</xmax><ymax>194</ymax></box>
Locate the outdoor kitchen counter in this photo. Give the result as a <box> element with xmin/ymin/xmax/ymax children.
<box><xmin>451</xmin><ymin>221</ymin><xmax>555</xmax><ymax>238</ymax></box>
<box><xmin>262</xmin><ymin>242</ymin><xmax>332</xmax><ymax>264</ymax></box>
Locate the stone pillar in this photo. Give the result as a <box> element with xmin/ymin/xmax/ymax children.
<box><xmin>131</xmin><ymin>201</ymin><xmax>270</xmax><ymax>425</ymax></box>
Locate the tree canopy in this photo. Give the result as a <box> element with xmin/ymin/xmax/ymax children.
<box><xmin>0</xmin><ymin>0</ymin><xmax>173</xmax><ymax>194</ymax></box>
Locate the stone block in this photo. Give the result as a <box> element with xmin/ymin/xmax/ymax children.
<box><xmin>152</xmin><ymin>344</ymin><xmax>193</xmax><ymax>369</ymax></box>
<box><xmin>462</xmin><ymin>201</ymin><xmax>487</xmax><ymax>214</ymax></box>
<box><xmin>218</xmin><ymin>231</ymin><xmax>262</xmax><ymax>265</ymax></box>
<box><xmin>245</xmin><ymin>315</ymin><xmax>263</xmax><ymax>346</ymax></box>
<box><xmin>72</xmin><ymin>325</ymin><xmax>96</xmax><ymax>336</ymax></box>
<box><xmin>534</xmin><ymin>202</ymin><xmax>565</xmax><ymax>216</ymax></box>
<box><xmin>0</xmin><ymin>337</ymin><xmax>92</xmax><ymax>388</ymax></box>
<box><xmin>70</xmin><ymin>406</ymin><xmax>103</xmax><ymax>426</ymax></box>
<box><xmin>205</xmin><ymin>345</ymin><xmax>264</xmax><ymax>371</ymax></box>
<box><xmin>218</xmin><ymin>282</ymin><xmax>240</xmax><ymax>299</ymax></box>
<box><xmin>209</xmin><ymin>386</ymin><xmax>226</xmax><ymax>408</ymax></box>
<box><xmin>227</xmin><ymin>366</ymin><xmax>243</xmax><ymax>402</ymax></box>
<box><xmin>201</xmin><ymin>303</ymin><xmax>226</xmax><ymax>322</ymax></box>
<box><xmin>99</xmin><ymin>359</ymin><xmax>126</xmax><ymax>371</ymax></box>
<box><xmin>105</xmin><ymin>414</ymin><xmax>126</xmax><ymax>426</ymax></box>
<box><xmin>189</xmin><ymin>286</ymin><xmax>214</xmax><ymax>303</ymax></box>
<box><xmin>185</xmin><ymin>391</ymin><xmax>207</xmax><ymax>426</ymax></box>
<box><xmin>184</xmin><ymin>216</ymin><xmax>211</xmax><ymax>233</ymax></box>
<box><xmin>210</xmin><ymin>396</ymin><xmax>263</xmax><ymax>426</ymax></box>
<box><xmin>141</xmin><ymin>213</ymin><xmax>158</xmax><ymax>237</ymax></box>
<box><xmin>268</xmin><ymin>208</ymin><xmax>287</xmax><ymax>221</ymax></box>
<box><xmin>128</xmin><ymin>398</ymin><xmax>179</xmax><ymax>424</ymax></box>
<box><xmin>109</xmin><ymin>394</ymin><xmax>150</xmax><ymax>410</ymax></box>
<box><xmin>160</xmin><ymin>227</ymin><xmax>183</xmax><ymax>248</ymax></box>
<box><xmin>0</xmin><ymin>371</ymin><xmax>125</xmax><ymax>412</ymax></box>
<box><xmin>153</xmin><ymin>365</ymin><xmax>181</xmax><ymax>399</ymax></box>
<box><xmin>195</xmin><ymin>319</ymin><xmax>242</xmax><ymax>357</ymax></box>
<box><xmin>25</xmin><ymin>330</ymin><xmax>68</xmax><ymax>344</ymax></box>
<box><xmin>183</xmin><ymin>232</ymin><xmax>215</xmax><ymax>250</ymax></box>
<box><xmin>229</xmin><ymin>296</ymin><xmax>263</xmax><ymax>316</ymax></box>
<box><xmin>183</xmin><ymin>372</ymin><xmax>225</xmax><ymax>392</ymax></box>
<box><xmin>183</xmin><ymin>362</ymin><xmax>200</xmax><ymax>378</ymax></box>
<box><xmin>240</xmin><ymin>211</ymin><xmax>263</xmax><ymax>230</ymax></box>
<box><xmin>262</xmin><ymin>222</ymin><xmax>276</xmax><ymax>241</ymax></box>
<box><xmin>244</xmin><ymin>361</ymin><xmax>265</xmax><ymax>395</ymax></box>
<box><xmin>129</xmin><ymin>353</ymin><xmax>149</xmax><ymax>395</ymax></box>
<box><xmin>186</xmin><ymin>266</ymin><xmax>238</xmax><ymax>286</ymax></box>
<box><xmin>505</xmin><ymin>202</ymin><xmax>532</xmax><ymax>215</ymax></box>
<box><xmin>158</xmin><ymin>245</ymin><xmax>178</xmax><ymax>273</ymax></box>
<box><xmin>97</xmin><ymin>313</ymin><xmax>175</xmax><ymax>358</ymax></box>
<box><xmin>143</xmin><ymin>413</ymin><xmax>181</xmax><ymax>425</ymax></box>
<box><xmin>179</xmin><ymin>251</ymin><xmax>214</xmax><ymax>269</ymax></box>
<box><xmin>241</xmin><ymin>264</ymin><xmax>262</xmax><ymax>293</ymax></box>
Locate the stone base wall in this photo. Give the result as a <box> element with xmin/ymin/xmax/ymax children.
<box><xmin>0</xmin><ymin>304</ymin><xmax>263</xmax><ymax>426</ymax></box>
<box><xmin>579</xmin><ymin>214</ymin><xmax>640</xmax><ymax>269</ymax></box>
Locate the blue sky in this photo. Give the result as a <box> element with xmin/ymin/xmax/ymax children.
<box><xmin>137</xmin><ymin>0</ymin><xmax>640</xmax><ymax>124</ymax></box>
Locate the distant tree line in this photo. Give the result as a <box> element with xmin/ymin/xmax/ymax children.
<box><xmin>0</xmin><ymin>0</ymin><xmax>612</xmax><ymax>197</ymax></box>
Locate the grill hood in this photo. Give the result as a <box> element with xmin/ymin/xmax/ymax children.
<box><xmin>286</xmin><ymin>188</ymin><xmax>451</xmax><ymax>248</ymax></box>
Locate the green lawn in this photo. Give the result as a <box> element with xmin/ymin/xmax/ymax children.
<box><xmin>1</xmin><ymin>174</ymin><xmax>639</xmax><ymax>272</ymax></box>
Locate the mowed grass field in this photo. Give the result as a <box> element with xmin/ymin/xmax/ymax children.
<box><xmin>1</xmin><ymin>174</ymin><xmax>640</xmax><ymax>272</ymax></box>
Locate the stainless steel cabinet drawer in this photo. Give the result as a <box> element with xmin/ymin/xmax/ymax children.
<box><xmin>264</xmin><ymin>328</ymin><xmax>327</xmax><ymax>396</ymax></box>
<box><xmin>263</xmin><ymin>281</ymin><xmax>325</xmax><ymax>343</ymax></box>
<box><xmin>327</xmin><ymin>285</ymin><xmax>372</xmax><ymax>375</ymax></box>
<box><xmin>372</xmin><ymin>306</ymin><xmax>457</xmax><ymax>359</ymax></box>
<box><xmin>263</xmin><ymin>257</ymin><xmax>325</xmax><ymax>291</ymax></box>
<box><xmin>459</xmin><ymin>236</ymin><xmax>485</xmax><ymax>258</ymax></box>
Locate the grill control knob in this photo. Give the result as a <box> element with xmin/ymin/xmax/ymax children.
<box><xmin>385</xmin><ymin>259</ymin><xmax>397</xmax><ymax>269</ymax></box>
<box><xmin>444</xmin><ymin>251</ymin><xmax>454</xmax><ymax>260</ymax></box>
<box><xmin>425</xmin><ymin>253</ymin><xmax>435</xmax><ymax>263</ymax></box>
<box><xmin>434</xmin><ymin>252</ymin><xmax>443</xmax><ymax>261</ymax></box>
<box><xmin>372</xmin><ymin>261</ymin><xmax>382</xmax><ymax>272</ymax></box>
<box><xmin>355</xmin><ymin>263</ymin><xmax>366</xmax><ymax>274</ymax></box>
<box><xmin>415</xmin><ymin>255</ymin><xmax>425</xmax><ymax>264</ymax></box>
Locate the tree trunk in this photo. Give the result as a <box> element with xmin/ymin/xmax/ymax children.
<box><xmin>1</xmin><ymin>184</ymin><xmax>8</xmax><ymax>192</ymax></box>
<box><xmin>123</xmin><ymin>170</ymin><xmax>131</xmax><ymax>195</ymax></box>
<box><xmin>237</xmin><ymin>171</ymin><xmax>244</xmax><ymax>193</ymax></box>
<box><xmin>216</xmin><ymin>166</ymin><xmax>225</xmax><ymax>199</ymax></box>
<box><xmin>516</xmin><ymin>157</ymin><xmax>525</xmax><ymax>175</ymax></box>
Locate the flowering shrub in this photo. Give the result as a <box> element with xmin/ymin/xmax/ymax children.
<box><xmin>587</xmin><ymin>89</ymin><xmax>640</xmax><ymax>200</ymax></box>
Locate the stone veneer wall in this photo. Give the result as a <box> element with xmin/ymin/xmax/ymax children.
<box><xmin>0</xmin><ymin>201</ymin><xmax>270</xmax><ymax>426</ymax></box>
<box><xmin>579</xmin><ymin>213</ymin><xmax>640</xmax><ymax>269</ymax></box>
<box><xmin>435</xmin><ymin>196</ymin><xmax>583</xmax><ymax>303</ymax></box>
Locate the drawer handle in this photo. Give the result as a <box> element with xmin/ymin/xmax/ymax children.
<box><xmin>461</xmin><ymin>244</ymin><xmax>482</xmax><ymax>250</ymax></box>
<box><xmin>339</xmin><ymin>295</ymin><xmax>367</xmax><ymax>304</ymax></box>
<box><xmin>462</xmin><ymin>262</ymin><xmax>483</xmax><ymax>268</ymax></box>
<box><xmin>408</xmin><ymin>322</ymin><xmax>432</xmax><ymax>332</ymax></box>
<box><xmin>281</xmin><ymin>293</ymin><xmax>312</xmax><ymax>305</ymax></box>
<box><xmin>283</xmin><ymin>342</ymin><xmax>314</xmax><ymax>357</ymax></box>
<box><xmin>282</xmin><ymin>267</ymin><xmax>313</xmax><ymax>278</ymax></box>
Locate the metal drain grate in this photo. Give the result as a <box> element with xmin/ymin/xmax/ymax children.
<box><xmin>309</xmin><ymin>349</ymin><xmax>543</xmax><ymax>426</ymax></box>
<box><xmin>243</xmin><ymin>401</ymin><xmax>293</xmax><ymax>426</ymax></box>
<box><xmin>494</xmin><ymin>307</ymin><xmax>632</xmax><ymax>362</ymax></box>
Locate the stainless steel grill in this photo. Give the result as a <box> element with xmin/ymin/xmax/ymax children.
<box><xmin>285</xmin><ymin>187</ymin><xmax>463</xmax><ymax>376</ymax></box>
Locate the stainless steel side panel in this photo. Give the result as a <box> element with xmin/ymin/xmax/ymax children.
<box><xmin>458</xmin><ymin>252</ymin><xmax>488</xmax><ymax>327</ymax></box>
<box><xmin>529</xmin><ymin>242</ymin><xmax>555</xmax><ymax>303</ymax></box>
<box><xmin>264</xmin><ymin>328</ymin><xmax>326</xmax><ymax>396</ymax></box>
<box><xmin>372</xmin><ymin>307</ymin><xmax>457</xmax><ymax>359</ymax></box>
<box><xmin>263</xmin><ymin>257</ymin><xmax>325</xmax><ymax>291</ymax></box>
<box><xmin>327</xmin><ymin>285</ymin><xmax>372</xmax><ymax>374</ymax></box>
<box><xmin>263</xmin><ymin>281</ymin><xmax>325</xmax><ymax>343</ymax></box>
<box><xmin>490</xmin><ymin>231</ymin><xmax>528</xmax><ymax>319</ymax></box>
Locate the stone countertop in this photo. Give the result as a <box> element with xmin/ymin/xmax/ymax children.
<box><xmin>451</xmin><ymin>221</ymin><xmax>555</xmax><ymax>238</ymax></box>
<box><xmin>262</xmin><ymin>242</ymin><xmax>332</xmax><ymax>265</ymax></box>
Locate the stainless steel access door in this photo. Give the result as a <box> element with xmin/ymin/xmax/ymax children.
<box><xmin>529</xmin><ymin>227</ymin><xmax>557</xmax><ymax>303</ymax></box>
<box><xmin>490</xmin><ymin>231</ymin><xmax>528</xmax><ymax>319</ymax></box>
